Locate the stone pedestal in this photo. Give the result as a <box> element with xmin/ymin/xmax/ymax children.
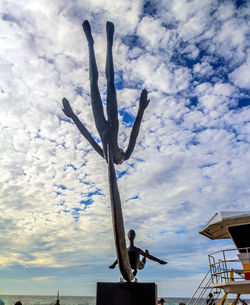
<box><xmin>96</xmin><ymin>282</ymin><xmax>157</xmax><ymax>305</ymax></box>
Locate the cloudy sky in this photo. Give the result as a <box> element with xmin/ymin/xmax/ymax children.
<box><xmin>0</xmin><ymin>0</ymin><xmax>250</xmax><ymax>298</ymax></box>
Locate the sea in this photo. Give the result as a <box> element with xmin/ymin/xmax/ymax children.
<box><xmin>0</xmin><ymin>295</ymin><xmax>191</xmax><ymax>305</ymax></box>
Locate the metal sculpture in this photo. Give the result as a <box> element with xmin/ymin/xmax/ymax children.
<box><xmin>62</xmin><ymin>20</ymin><xmax>166</xmax><ymax>282</ymax></box>
<box><xmin>109</xmin><ymin>229</ymin><xmax>167</xmax><ymax>277</ymax></box>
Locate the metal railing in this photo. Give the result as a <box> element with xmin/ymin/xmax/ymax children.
<box><xmin>208</xmin><ymin>247</ymin><xmax>250</xmax><ymax>283</ymax></box>
<box><xmin>187</xmin><ymin>269</ymin><xmax>220</xmax><ymax>305</ymax></box>
<box><xmin>187</xmin><ymin>247</ymin><xmax>250</xmax><ymax>305</ymax></box>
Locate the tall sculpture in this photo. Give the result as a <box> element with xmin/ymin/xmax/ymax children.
<box><xmin>62</xmin><ymin>20</ymin><xmax>166</xmax><ymax>282</ymax></box>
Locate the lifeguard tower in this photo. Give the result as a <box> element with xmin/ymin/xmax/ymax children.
<box><xmin>188</xmin><ymin>211</ymin><xmax>250</xmax><ymax>305</ymax></box>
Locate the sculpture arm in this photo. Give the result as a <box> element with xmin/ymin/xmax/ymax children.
<box><xmin>124</xmin><ymin>89</ymin><xmax>150</xmax><ymax>160</ymax></box>
<box><xmin>62</xmin><ymin>98</ymin><xmax>104</xmax><ymax>158</ymax></box>
<box><xmin>139</xmin><ymin>249</ymin><xmax>167</xmax><ymax>265</ymax></box>
<box><xmin>109</xmin><ymin>259</ymin><xmax>118</xmax><ymax>269</ymax></box>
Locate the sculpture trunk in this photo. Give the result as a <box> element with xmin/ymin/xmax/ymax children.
<box><xmin>107</xmin><ymin>144</ymin><xmax>134</xmax><ymax>282</ymax></box>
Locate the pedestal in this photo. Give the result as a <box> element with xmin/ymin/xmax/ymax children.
<box><xmin>96</xmin><ymin>282</ymin><xmax>157</xmax><ymax>305</ymax></box>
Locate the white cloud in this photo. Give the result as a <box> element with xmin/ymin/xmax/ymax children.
<box><xmin>137</xmin><ymin>16</ymin><xmax>169</xmax><ymax>51</ymax></box>
<box><xmin>0</xmin><ymin>0</ymin><xmax>250</xmax><ymax>297</ymax></box>
<box><xmin>230</xmin><ymin>52</ymin><xmax>250</xmax><ymax>89</ymax></box>
<box><xmin>193</xmin><ymin>62</ymin><xmax>213</xmax><ymax>77</ymax></box>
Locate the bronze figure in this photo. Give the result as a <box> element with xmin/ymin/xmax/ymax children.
<box><xmin>109</xmin><ymin>229</ymin><xmax>167</xmax><ymax>276</ymax></box>
<box><xmin>62</xmin><ymin>20</ymin><xmax>166</xmax><ymax>282</ymax></box>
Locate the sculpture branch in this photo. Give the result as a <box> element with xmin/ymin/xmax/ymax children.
<box><xmin>62</xmin><ymin>98</ymin><xmax>104</xmax><ymax>158</ymax></box>
<box><xmin>124</xmin><ymin>89</ymin><xmax>150</xmax><ymax>160</ymax></box>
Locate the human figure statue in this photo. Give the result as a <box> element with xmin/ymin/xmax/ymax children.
<box><xmin>62</xmin><ymin>20</ymin><xmax>150</xmax><ymax>165</ymax></box>
<box><xmin>109</xmin><ymin>229</ymin><xmax>167</xmax><ymax>276</ymax></box>
<box><xmin>61</xmin><ymin>20</ymin><xmax>166</xmax><ymax>282</ymax></box>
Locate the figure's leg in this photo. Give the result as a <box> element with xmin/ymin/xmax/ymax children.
<box><xmin>142</xmin><ymin>250</ymin><xmax>148</xmax><ymax>265</ymax></box>
<box><xmin>105</xmin><ymin>21</ymin><xmax>119</xmax><ymax>134</ymax></box>
<box><xmin>136</xmin><ymin>249</ymin><xmax>148</xmax><ymax>270</ymax></box>
<box><xmin>82</xmin><ymin>20</ymin><xmax>107</xmax><ymax>140</ymax></box>
<box><xmin>137</xmin><ymin>250</ymin><xmax>148</xmax><ymax>270</ymax></box>
<box><xmin>137</xmin><ymin>261</ymin><xmax>145</xmax><ymax>270</ymax></box>
<box><xmin>105</xmin><ymin>22</ymin><xmax>125</xmax><ymax>161</ymax></box>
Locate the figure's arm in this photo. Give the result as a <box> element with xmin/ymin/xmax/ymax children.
<box><xmin>109</xmin><ymin>259</ymin><xmax>118</xmax><ymax>269</ymax></box>
<box><xmin>124</xmin><ymin>89</ymin><xmax>150</xmax><ymax>160</ymax></box>
<box><xmin>139</xmin><ymin>249</ymin><xmax>167</xmax><ymax>265</ymax></box>
<box><xmin>62</xmin><ymin>98</ymin><xmax>104</xmax><ymax>158</ymax></box>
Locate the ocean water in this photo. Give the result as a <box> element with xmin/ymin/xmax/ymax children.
<box><xmin>0</xmin><ymin>295</ymin><xmax>190</xmax><ymax>305</ymax></box>
<box><xmin>0</xmin><ymin>296</ymin><xmax>95</xmax><ymax>305</ymax></box>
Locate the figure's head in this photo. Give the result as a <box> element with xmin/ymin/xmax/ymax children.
<box><xmin>209</xmin><ymin>293</ymin><xmax>213</xmax><ymax>298</ymax></box>
<box><xmin>128</xmin><ymin>229</ymin><xmax>136</xmax><ymax>241</ymax></box>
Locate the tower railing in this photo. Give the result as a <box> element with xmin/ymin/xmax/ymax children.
<box><xmin>187</xmin><ymin>247</ymin><xmax>250</xmax><ymax>305</ymax></box>
<box><xmin>208</xmin><ymin>247</ymin><xmax>250</xmax><ymax>283</ymax></box>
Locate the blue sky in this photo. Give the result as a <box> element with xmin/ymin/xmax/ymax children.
<box><xmin>0</xmin><ymin>0</ymin><xmax>250</xmax><ymax>298</ymax></box>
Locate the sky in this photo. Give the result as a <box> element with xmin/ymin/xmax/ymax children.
<box><xmin>0</xmin><ymin>0</ymin><xmax>250</xmax><ymax>298</ymax></box>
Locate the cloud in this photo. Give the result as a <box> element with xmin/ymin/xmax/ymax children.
<box><xmin>0</xmin><ymin>0</ymin><xmax>250</xmax><ymax>297</ymax></box>
<box><xmin>32</xmin><ymin>276</ymin><xmax>56</xmax><ymax>282</ymax></box>
<box><xmin>230</xmin><ymin>52</ymin><xmax>250</xmax><ymax>89</ymax></box>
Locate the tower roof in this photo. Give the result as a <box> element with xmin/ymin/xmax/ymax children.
<box><xmin>199</xmin><ymin>211</ymin><xmax>250</xmax><ymax>240</ymax></box>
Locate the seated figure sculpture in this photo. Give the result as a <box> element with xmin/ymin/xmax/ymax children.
<box><xmin>109</xmin><ymin>229</ymin><xmax>167</xmax><ymax>276</ymax></box>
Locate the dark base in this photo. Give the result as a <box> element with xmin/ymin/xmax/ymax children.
<box><xmin>96</xmin><ymin>282</ymin><xmax>157</xmax><ymax>305</ymax></box>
